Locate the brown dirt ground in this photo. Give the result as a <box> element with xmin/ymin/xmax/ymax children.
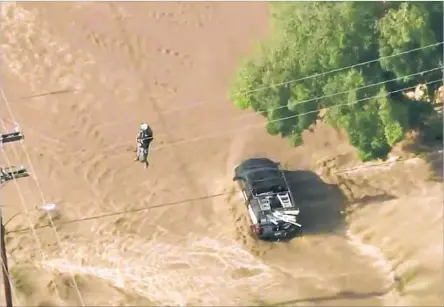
<box><xmin>0</xmin><ymin>2</ymin><xmax>442</xmax><ymax>306</ymax></box>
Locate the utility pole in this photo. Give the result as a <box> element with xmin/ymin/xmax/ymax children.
<box><xmin>0</xmin><ymin>126</ymin><xmax>28</xmax><ymax>307</ymax></box>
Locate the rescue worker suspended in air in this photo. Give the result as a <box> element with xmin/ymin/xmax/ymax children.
<box><xmin>134</xmin><ymin>123</ymin><xmax>153</xmax><ymax>168</ymax></box>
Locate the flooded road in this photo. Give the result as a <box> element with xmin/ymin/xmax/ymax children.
<box><xmin>0</xmin><ymin>2</ymin><xmax>440</xmax><ymax>306</ymax></box>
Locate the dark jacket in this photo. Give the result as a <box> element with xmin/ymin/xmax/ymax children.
<box><xmin>137</xmin><ymin>128</ymin><xmax>153</xmax><ymax>147</ymax></box>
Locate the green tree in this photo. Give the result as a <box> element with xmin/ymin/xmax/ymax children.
<box><xmin>231</xmin><ymin>2</ymin><xmax>443</xmax><ymax>161</ymax></box>
<box><xmin>378</xmin><ymin>2</ymin><xmax>443</xmax><ymax>85</ymax></box>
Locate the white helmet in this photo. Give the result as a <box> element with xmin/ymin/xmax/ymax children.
<box><xmin>140</xmin><ymin>123</ymin><xmax>148</xmax><ymax>131</ymax></box>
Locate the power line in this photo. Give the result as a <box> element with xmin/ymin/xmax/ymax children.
<box><xmin>241</xmin><ymin>42</ymin><xmax>444</xmax><ymax>95</ymax></box>
<box><xmin>0</xmin><ymin>125</ymin><xmax>65</xmax><ymax>306</ymax></box>
<box><xmin>6</xmin><ymin>154</ymin><xmax>418</xmax><ymax>235</ymax></box>
<box><xmin>4</xmin><ymin>57</ymin><xmax>441</xmax><ymax>156</ymax></box>
<box><xmin>6</xmin><ymin>66</ymin><xmax>442</xmax><ymax>157</ymax></box>
<box><xmin>0</xmin><ymin>11</ymin><xmax>439</xmax><ymax>303</ymax></box>
<box><xmin>2</xmin><ymin>62</ymin><xmax>439</xmax><ymax>240</ymax></box>
<box><xmin>0</xmin><ymin>19</ymin><xmax>61</xmax><ymax>307</ymax></box>
<box><xmin>8</xmin><ymin>192</ymin><xmax>229</xmax><ymax>234</ymax></box>
<box><xmin>0</xmin><ymin>128</ymin><xmax>29</xmax><ymax>307</ymax></box>
<box><xmin>3</xmin><ymin>11</ymin><xmax>441</xmax><ymax>250</ymax></box>
<box><xmin>91</xmin><ymin>42</ymin><xmax>443</xmax><ymax>130</ymax></box>
<box><xmin>97</xmin><ymin>66</ymin><xmax>443</xmax><ymax>144</ymax></box>
<box><xmin>3</xmin><ymin>66</ymin><xmax>440</xmax><ymax>180</ymax></box>
<box><xmin>9</xmin><ymin>41</ymin><xmax>441</xmax><ymax>128</ymax></box>
<box><xmin>238</xmin><ymin>66</ymin><xmax>442</xmax><ymax>113</ymax></box>
<box><xmin>102</xmin><ymin>78</ymin><xmax>442</xmax><ymax>154</ymax></box>
<box><xmin>0</xmin><ymin>89</ymin><xmax>85</xmax><ymax>306</ymax></box>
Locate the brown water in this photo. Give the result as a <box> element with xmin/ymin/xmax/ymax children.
<box><xmin>0</xmin><ymin>2</ymin><xmax>441</xmax><ymax>306</ymax></box>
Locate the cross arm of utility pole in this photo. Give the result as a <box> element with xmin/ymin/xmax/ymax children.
<box><xmin>0</xmin><ymin>166</ymin><xmax>29</xmax><ymax>184</ymax></box>
<box><xmin>0</xmin><ymin>126</ymin><xmax>24</xmax><ymax>147</ymax></box>
<box><xmin>0</xmin><ymin>124</ymin><xmax>26</xmax><ymax>307</ymax></box>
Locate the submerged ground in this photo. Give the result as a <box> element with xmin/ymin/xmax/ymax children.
<box><xmin>0</xmin><ymin>2</ymin><xmax>442</xmax><ymax>306</ymax></box>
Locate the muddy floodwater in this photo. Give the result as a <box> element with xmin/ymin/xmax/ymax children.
<box><xmin>0</xmin><ymin>2</ymin><xmax>442</xmax><ymax>306</ymax></box>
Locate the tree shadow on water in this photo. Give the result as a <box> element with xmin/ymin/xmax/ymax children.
<box><xmin>283</xmin><ymin>170</ymin><xmax>347</xmax><ymax>236</ymax></box>
<box><xmin>425</xmin><ymin>150</ymin><xmax>443</xmax><ymax>181</ymax></box>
